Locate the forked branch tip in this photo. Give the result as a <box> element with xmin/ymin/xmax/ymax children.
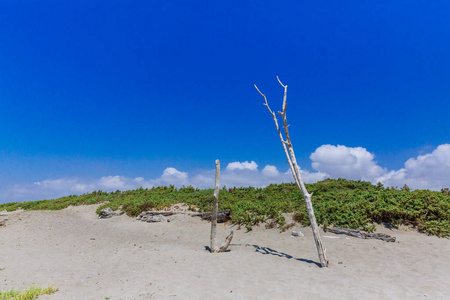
<box><xmin>276</xmin><ymin>76</ymin><xmax>287</xmax><ymax>88</ymax></box>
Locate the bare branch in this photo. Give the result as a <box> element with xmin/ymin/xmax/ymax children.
<box><xmin>276</xmin><ymin>76</ymin><xmax>288</xmax><ymax>115</ymax></box>
<box><xmin>256</xmin><ymin>77</ymin><xmax>328</xmax><ymax>267</ymax></box>
<box><xmin>255</xmin><ymin>82</ymin><xmax>296</xmax><ymax>180</ymax></box>
<box><xmin>254</xmin><ymin>84</ymin><xmax>265</xmax><ymax>97</ymax></box>
<box><xmin>219</xmin><ymin>230</ymin><xmax>234</xmax><ymax>252</ymax></box>
<box><xmin>276</xmin><ymin>76</ymin><xmax>287</xmax><ymax>88</ymax></box>
<box><xmin>254</xmin><ymin>84</ymin><xmax>276</xmax><ymax>116</ymax></box>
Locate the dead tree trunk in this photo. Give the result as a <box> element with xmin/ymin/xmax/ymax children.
<box><xmin>255</xmin><ymin>77</ymin><xmax>328</xmax><ymax>267</ymax></box>
<box><xmin>210</xmin><ymin>159</ymin><xmax>233</xmax><ymax>253</ymax></box>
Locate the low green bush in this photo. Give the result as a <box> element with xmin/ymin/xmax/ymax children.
<box><xmin>1</xmin><ymin>179</ymin><xmax>448</xmax><ymax>237</ymax></box>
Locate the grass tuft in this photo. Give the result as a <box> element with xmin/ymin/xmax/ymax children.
<box><xmin>0</xmin><ymin>285</ymin><xmax>58</xmax><ymax>300</ymax></box>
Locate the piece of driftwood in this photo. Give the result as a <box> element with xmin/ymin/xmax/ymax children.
<box><xmin>210</xmin><ymin>160</ymin><xmax>233</xmax><ymax>253</ymax></box>
<box><xmin>0</xmin><ymin>219</ymin><xmax>6</xmax><ymax>227</ymax></box>
<box><xmin>291</xmin><ymin>230</ymin><xmax>304</xmax><ymax>237</ymax></box>
<box><xmin>99</xmin><ymin>207</ymin><xmax>117</xmax><ymax>219</ymax></box>
<box><xmin>137</xmin><ymin>211</ymin><xmax>179</xmax><ymax>222</ymax></box>
<box><xmin>326</xmin><ymin>227</ymin><xmax>396</xmax><ymax>242</ymax></box>
<box><xmin>216</xmin><ymin>230</ymin><xmax>233</xmax><ymax>252</ymax></box>
<box><xmin>142</xmin><ymin>214</ymin><xmax>165</xmax><ymax>222</ymax></box>
<box><xmin>138</xmin><ymin>211</ymin><xmax>177</xmax><ymax>217</ymax></box>
<box><xmin>191</xmin><ymin>209</ymin><xmax>231</xmax><ymax>223</ymax></box>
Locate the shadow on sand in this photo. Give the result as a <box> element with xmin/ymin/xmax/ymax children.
<box><xmin>251</xmin><ymin>244</ymin><xmax>320</xmax><ymax>267</ymax></box>
<box><xmin>204</xmin><ymin>243</ymin><xmax>320</xmax><ymax>266</ymax></box>
<box><xmin>204</xmin><ymin>246</ymin><xmax>231</xmax><ymax>253</ymax></box>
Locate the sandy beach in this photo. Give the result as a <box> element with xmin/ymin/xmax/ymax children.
<box><xmin>1</xmin><ymin>205</ymin><xmax>449</xmax><ymax>299</ymax></box>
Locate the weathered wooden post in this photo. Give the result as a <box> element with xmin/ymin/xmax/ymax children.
<box><xmin>255</xmin><ymin>77</ymin><xmax>328</xmax><ymax>267</ymax></box>
<box><xmin>210</xmin><ymin>159</ymin><xmax>233</xmax><ymax>253</ymax></box>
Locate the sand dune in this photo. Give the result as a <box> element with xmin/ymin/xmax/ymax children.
<box><xmin>1</xmin><ymin>205</ymin><xmax>449</xmax><ymax>299</ymax></box>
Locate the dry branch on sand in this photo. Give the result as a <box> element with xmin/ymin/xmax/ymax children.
<box><xmin>326</xmin><ymin>227</ymin><xmax>396</xmax><ymax>242</ymax></box>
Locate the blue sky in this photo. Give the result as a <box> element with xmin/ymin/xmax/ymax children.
<box><xmin>1</xmin><ymin>1</ymin><xmax>449</xmax><ymax>203</ymax></box>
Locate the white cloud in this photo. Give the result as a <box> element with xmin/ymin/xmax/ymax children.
<box><xmin>375</xmin><ymin>144</ymin><xmax>450</xmax><ymax>190</ymax></box>
<box><xmin>0</xmin><ymin>162</ymin><xmax>296</xmax><ymax>203</ymax></box>
<box><xmin>309</xmin><ymin>143</ymin><xmax>450</xmax><ymax>190</ymax></box>
<box><xmin>1</xmin><ymin>144</ymin><xmax>449</xmax><ymax>204</ymax></box>
<box><xmin>262</xmin><ymin>165</ymin><xmax>280</xmax><ymax>178</ymax></box>
<box><xmin>310</xmin><ymin>144</ymin><xmax>386</xmax><ymax>181</ymax></box>
<box><xmin>190</xmin><ymin>173</ymin><xmax>215</xmax><ymax>188</ymax></box>
<box><xmin>221</xmin><ymin>162</ymin><xmax>298</xmax><ymax>187</ymax></box>
<box><xmin>299</xmin><ymin>168</ymin><xmax>328</xmax><ymax>183</ymax></box>
<box><xmin>225</xmin><ymin>161</ymin><xmax>258</xmax><ymax>171</ymax></box>
<box><xmin>0</xmin><ymin>175</ymin><xmax>155</xmax><ymax>203</ymax></box>
<box><xmin>158</xmin><ymin>167</ymin><xmax>189</xmax><ymax>186</ymax></box>
<box><xmin>98</xmin><ymin>176</ymin><xmax>128</xmax><ymax>190</ymax></box>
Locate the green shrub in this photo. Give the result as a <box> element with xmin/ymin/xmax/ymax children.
<box><xmin>1</xmin><ymin>179</ymin><xmax>448</xmax><ymax>237</ymax></box>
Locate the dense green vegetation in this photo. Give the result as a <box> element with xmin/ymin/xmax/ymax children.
<box><xmin>1</xmin><ymin>179</ymin><xmax>449</xmax><ymax>237</ymax></box>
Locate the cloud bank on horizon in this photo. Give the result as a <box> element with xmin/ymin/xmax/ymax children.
<box><xmin>1</xmin><ymin>143</ymin><xmax>449</xmax><ymax>203</ymax></box>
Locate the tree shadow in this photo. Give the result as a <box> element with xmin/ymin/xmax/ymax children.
<box><xmin>204</xmin><ymin>244</ymin><xmax>320</xmax><ymax>266</ymax></box>
<box><xmin>204</xmin><ymin>246</ymin><xmax>231</xmax><ymax>253</ymax></box>
<box><xmin>251</xmin><ymin>244</ymin><xmax>321</xmax><ymax>267</ymax></box>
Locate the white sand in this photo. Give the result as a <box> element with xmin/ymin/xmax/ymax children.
<box><xmin>1</xmin><ymin>205</ymin><xmax>449</xmax><ymax>299</ymax></box>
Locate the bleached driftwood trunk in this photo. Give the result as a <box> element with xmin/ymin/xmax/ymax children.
<box><xmin>255</xmin><ymin>77</ymin><xmax>328</xmax><ymax>267</ymax></box>
<box><xmin>210</xmin><ymin>160</ymin><xmax>233</xmax><ymax>253</ymax></box>
<box><xmin>326</xmin><ymin>227</ymin><xmax>396</xmax><ymax>242</ymax></box>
